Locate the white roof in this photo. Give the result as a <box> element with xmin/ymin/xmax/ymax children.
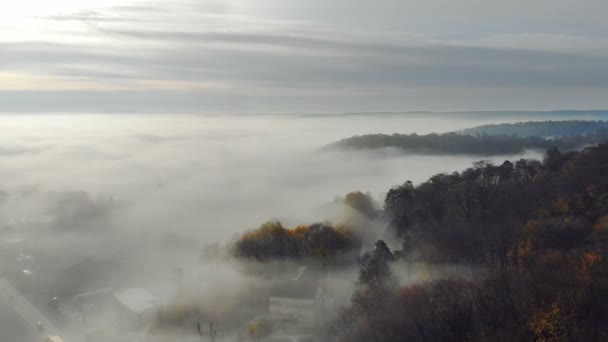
<box><xmin>114</xmin><ymin>288</ymin><xmax>157</xmax><ymax>314</ymax></box>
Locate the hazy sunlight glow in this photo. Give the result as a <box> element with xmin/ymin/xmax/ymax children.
<box><xmin>1</xmin><ymin>0</ymin><xmax>129</xmax><ymax>18</ymax></box>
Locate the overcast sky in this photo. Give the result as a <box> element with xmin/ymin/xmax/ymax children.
<box><xmin>1</xmin><ymin>0</ymin><xmax>607</xmax><ymax>113</ymax></box>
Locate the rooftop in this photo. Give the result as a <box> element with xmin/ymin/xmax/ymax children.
<box><xmin>114</xmin><ymin>287</ymin><xmax>157</xmax><ymax>314</ymax></box>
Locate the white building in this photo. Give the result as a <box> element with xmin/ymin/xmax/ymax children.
<box><xmin>113</xmin><ymin>287</ymin><xmax>157</xmax><ymax>326</ymax></box>
<box><xmin>268</xmin><ymin>266</ymin><xmax>329</xmax><ymax>327</ymax></box>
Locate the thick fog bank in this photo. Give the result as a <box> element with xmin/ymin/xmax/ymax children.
<box><xmin>1</xmin><ymin>112</ymin><xmax>591</xmax><ymax>341</ymax></box>
<box><xmin>0</xmin><ymin>113</ymin><xmax>547</xmax><ymax>241</ymax></box>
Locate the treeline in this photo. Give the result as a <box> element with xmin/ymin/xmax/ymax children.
<box><xmin>460</xmin><ymin>120</ymin><xmax>608</xmax><ymax>137</ymax></box>
<box><xmin>232</xmin><ymin>221</ymin><xmax>361</xmax><ymax>261</ymax></box>
<box><xmin>324</xmin><ymin>122</ymin><xmax>608</xmax><ymax>156</ymax></box>
<box><xmin>232</xmin><ymin>191</ymin><xmax>378</xmax><ymax>262</ymax></box>
<box><xmin>333</xmin><ymin>144</ymin><xmax>608</xmax><ymax>341</ymax></box>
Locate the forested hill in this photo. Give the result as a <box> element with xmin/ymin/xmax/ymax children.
<box><xmin>324</xmin><ymin>121</ymin><xmax>608</xmax><ymax>155</ymax></box>
<box><xmin>459</xmin><ymin>120</ymin><xmax>608</xmax><ymax>137</ymax></box>
<box><xmin>232</xmin><ymin>143</ymin><xmax>608</xmax><ymax>341</ymax></box>
<box><xmin>324</xmin><ymin>131</ymin><xmax>608</xmax><ymax>155</ymax></box>
<box><xmin>335</xmin><ymin>143</ymin><xmax>608</xmax><ymax>341</ymax></box>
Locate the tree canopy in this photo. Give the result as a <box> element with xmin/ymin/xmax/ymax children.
<box><xmin>333</xmin><ymin>143</ymin><xmax>608</xmax><ymax>341</ymax></box>
<box><xmin>233</xmin><ymin>221</ymin><xmax>360</xmax><ymax>261</ymax></box>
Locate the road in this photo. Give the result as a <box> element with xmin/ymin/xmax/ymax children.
<box><xmin>0</xmin><ymin>296</ymin><xmax>39</xmax><ymax>342</ymax></box>
<box><xmin>0</xmin><ymin>278</ymin><xmax>62</xmax><ymax>341</ymax></box>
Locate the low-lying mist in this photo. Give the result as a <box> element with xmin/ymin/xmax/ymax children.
<box><xmin>0</xmin><ymin>112</ymin><xmax>577</xmax><ymax>341</ymax></box>
<box><xmin>0</xmin><ymin>113</ymin><xmax>545</xmax><ymax>240</ymax></box>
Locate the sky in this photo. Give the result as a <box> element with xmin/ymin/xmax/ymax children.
<box><xmin>1</xmin><ymin>0</ymin><xmax>608</xmax><ymax>113</ymax></box>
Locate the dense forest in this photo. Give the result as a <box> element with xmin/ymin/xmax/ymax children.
<box><xmin>234</xmin><ymin>143</ymin><xmax>608</xmax><ymax>341</ymax></box>
<box><xmin>459</xmin><ymin>120</ymin><xmax>608</xmax><ymax>137</ymax></box>
<box><xmin>324</xmin><ymin>120</ymin><xmax>608</xmax><ymax>155</ymax></box>
<box><xmin>333</xmin><ymin>144</ymin><xmax>608</xmax><ymax>341</ymax></box>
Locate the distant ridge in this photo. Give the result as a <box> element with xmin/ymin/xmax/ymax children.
<box><xmin>459</xmin><ymin>120</ymin><xmax>608</xmax><ymax>138</ymax></box>
<box><xmin>324</xmin><ymin>120</ymin><xmax>608</xmax><ymax>156</ymax></box>
<box><xmin>296</xmin><ymin>110</ymin><xmax>608</xmax><ymax>119</ymax></box>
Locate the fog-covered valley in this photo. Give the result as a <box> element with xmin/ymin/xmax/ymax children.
<box><xmin>1</xmin><ymin>112</ymin><xmax>606</xmax><ymax>342</ymax></box>
<box><xmin>3</xmin><ymin>0</ymin><xmax>608</xmax><ymax>339</ymax></box>
<box><xmin>0</xmin><ymin>113</ymin><xmax>561</xmax><ymax>241</ymax></box>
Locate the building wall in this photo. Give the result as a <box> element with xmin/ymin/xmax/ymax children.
<box><xmin>269</xmin><ymin>297</ymin><xmax>315</xmax><ymax>324</ymax></box>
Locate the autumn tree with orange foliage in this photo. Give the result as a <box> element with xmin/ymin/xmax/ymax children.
<box><xmin>233</xmin><ymin>221</ymin><xmax>360</xmax><ymax>261</ymax></box>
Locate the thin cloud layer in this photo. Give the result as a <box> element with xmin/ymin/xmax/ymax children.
<box><xmin>1</xmin><ymin>0</ymin><xmax>607</xmax><ymax>112</ymax></box>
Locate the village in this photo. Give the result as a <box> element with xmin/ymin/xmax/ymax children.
<box><xmin>0</xmin><ymin>216</ymin><xmax>343</xmax><ymax>342</ymax></box>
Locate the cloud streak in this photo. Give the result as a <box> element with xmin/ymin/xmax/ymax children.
<box><xmin>1</xmin><ymin>0</ymin><xmax>607</xmax><ymax>111</ymax></box>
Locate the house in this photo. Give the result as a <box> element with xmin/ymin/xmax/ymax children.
<box><xmin>268</xmin><ymin>266</ymin><xmax>330</xmax><ymax>327</ymax></box>
<box><xmin>113</xmin><ymin>287</ymin><xmax>157</xmax><ymax>326</ymax></box>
